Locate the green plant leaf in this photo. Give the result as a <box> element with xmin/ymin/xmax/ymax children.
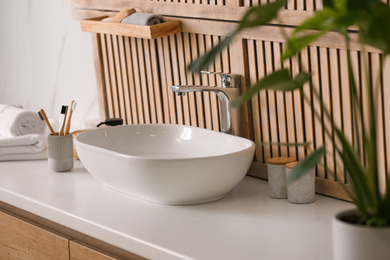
<box><xmin>294</xmin><ymin>8</ymin><xmax>338</xmax><ymax>33</ymax></box>
<box><xmin>187</xmin><ymin>0</ymin><xmax>286</xmax><ymax>73</ymax></box>
<box><xmin>334</xmin><ymin>128</ymin><xmax>377</xmax><ymax>217</ymax></box>
<box><xmin>358</xmin><ymin>1</ymin><xmax>390</xmax><ymax>55</ymax></box>
<box><xmin>286</xmin><ymin>146</ymin><xmax>326</xmax><ymax>184</ymax></box>
<box><xmin>347</xmin><ymin>0</ymin><xmax>379</xmax><ymax>11</ymax></box>
<box><xmin>282</xmin><ymin>32</ymin><xmax>326</xmax><ymax>60</ymax></box>
<box><xmin>239</xmin><ymin>0</ymin><xmax>286</xmax><ymax>29</ymax></box>
<box><xmin>232</xmin><ymin>69</ymin><xmax>310</xmax><ymax>107</ymax></box>
<box><xmin>187</xmin><ymin>33</ymin><xmax>237</xmax><ymax>73</ymax></box>
<box><xmin>323</xmin><ymin>0</ymin><xmax>335</xmax><ymax>8</ymax></box>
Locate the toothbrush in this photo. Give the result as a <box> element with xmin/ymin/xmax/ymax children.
<box><xmin>64</xmin><ymin>101</ymin><xmax>77</xmax><ymax>135</ymax></box>
<box><xmin>58</xmin><ymin>105</ymin><xmax>68</xmax><ymax>136</ymax></box>
<box><xmin>38</xmin><ymin>109</ymin><xmax>56</xmax><ymax>136</ymax></box>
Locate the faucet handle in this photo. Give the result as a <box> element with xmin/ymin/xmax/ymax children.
<box><xmin>200</xmin><ymin>71</ymin><xmax>240</xmax><ymax>88</ymax></box>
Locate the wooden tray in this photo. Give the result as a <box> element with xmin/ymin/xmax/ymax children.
<box><xmin>81</xmin><ymin>16</ymin><xmax>181</xmax><ymax>39</ymax></box>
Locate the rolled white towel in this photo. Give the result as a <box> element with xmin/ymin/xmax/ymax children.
<box><xmin>0</xmin><ymin>104</ymin><xmax>46</xmax><ymax>137</ymax></box>
<box><xmin>0</xmin><ymin>134</ymin><xmax>47</xmax><ymax>155</ymax></box>
<box><xmin>121</xmin><ymin>13</ymin><xmax>166</xmax><ymax>26</ymax></box>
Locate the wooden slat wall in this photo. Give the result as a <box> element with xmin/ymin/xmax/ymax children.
<box><xmin>72</xmin><ymin>0</ymin><xmax>389</xmax><ymax>200</ymax></box>
<box><xmin>95</xmin><ymin>31</ymin><xmax>229</xmax><ymax>129</ymax></box>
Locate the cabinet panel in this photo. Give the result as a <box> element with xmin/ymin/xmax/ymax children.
<box><xmin>70</xmin><ymin>240</ymin><xmax>144</xmax><ymax>260</ymax></box>
<box><xmin>0</xmin><ymin>210</ymin><xmax>69</xmax><ymax>260</ymax></box>
<box><xmin>70</xmin><ymin>240</ymin><xmax>117</xmax><ymax>260</ymax></box>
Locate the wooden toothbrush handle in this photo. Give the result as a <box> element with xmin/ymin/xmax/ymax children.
<box><xmin>64</xmin><ymin>109</ymin><xmax>73</xmax><ymax>136</ymax></box>
<box><xmin>40</xmin><ymin>109</ymin><xmax>56</xmax><ymax>136</ymax></box>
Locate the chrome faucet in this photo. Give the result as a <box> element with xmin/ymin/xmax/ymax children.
<box><xmin>171</xmin><ymin>71</ymin><xmax>241</xmax><ymax>135</ymax></box>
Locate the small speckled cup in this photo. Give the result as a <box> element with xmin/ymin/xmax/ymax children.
<box><xmin>47</xmin><ymin>134</ymin><xmax>74</xmax><ymax>172</ymax></box>
<box><xmin>286</xmin><ymin>162</ymin><xmax>315</xmax><ymax>204</ymax></box>
<box><xmin>267</xmin><ymin>157</ymin><xmax>296</xmax><ymax>199</ymax></box>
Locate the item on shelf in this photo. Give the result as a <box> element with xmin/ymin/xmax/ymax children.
<box><xmin>121</xmin><ymin>12</ymin><xmax>166</xmax><ymax>25</ymax></box>
<box><xmin>112</xmin><ymin>8</ymin><xmax>136</xmax><ymax>23</ymax></box>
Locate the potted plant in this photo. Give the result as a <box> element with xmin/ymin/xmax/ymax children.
<box><xmin>188</xmin><ymin>0</ymin><xmax>390</xmax><ymax>259</ymax></box>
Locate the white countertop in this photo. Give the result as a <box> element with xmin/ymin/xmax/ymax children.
<box><xmin>0</xmin><ymin>160</ymin><xmax>351</xmax><ymax>260</ymax></box>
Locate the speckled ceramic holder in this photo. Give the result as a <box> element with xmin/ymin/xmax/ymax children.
<box><xmin>286</xmin><ymin>162</ymin><xmax>315</xmax><ymax>204</ymax></box>
<box><xmin>267</xmin><ymin>157</ymin><xmax>296</xmax><ymax>199</ymax></box>
<box><xmin>47</xmin><ymin>134</ymin><xmax>74</xmax><ymax>172</ymax></box>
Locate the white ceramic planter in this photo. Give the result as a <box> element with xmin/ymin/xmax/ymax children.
<box><xmin>332</xmin><ymin>209</ymin><xmax>390</xmax><ymax>260</ymax></box>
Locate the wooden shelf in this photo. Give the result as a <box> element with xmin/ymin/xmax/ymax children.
<box><xmin>80</xmin><ymin>16</ymin><xmax>181</xmax><ymax>39</ymax></box>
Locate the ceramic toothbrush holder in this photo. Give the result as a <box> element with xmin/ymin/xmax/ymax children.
<box><xmin>267</xmin><ymin>157</ymin><xmax>296</xmax><ymax>199</ymax></box>
<box><xmin>286</xmin><ymin>161</ymin><xmax>315</xmax><ymax>204</ymax></box>
<box><xmin>47</xmin><ymin>134</ymin><xmax>74</xmax><ymax>172</ymax></box>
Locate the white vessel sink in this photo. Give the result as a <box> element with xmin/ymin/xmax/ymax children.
<box><xmin>74</xmin><ymin>124</ymin><xmax>255</xmax><ymax>205</ymax></box>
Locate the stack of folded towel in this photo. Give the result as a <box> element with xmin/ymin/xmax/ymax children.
<box><xmin>0</xmin><ymin>104</ymin><xmax>47</xmax><ymax>161</ymax></box>
<box><xmin>102</xmin><ymin>8</ymin><xmax>166</xmax><ymax>25</ymax></box>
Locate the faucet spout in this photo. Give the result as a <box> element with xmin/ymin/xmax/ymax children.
<box><xmin>170</xmin><ymin>84</ymin><xmax>240</xmax><ymax>135</ymax></box>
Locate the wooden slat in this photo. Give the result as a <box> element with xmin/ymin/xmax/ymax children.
<box><xmin>198</xmin><ymin>34</ymin><xmax>213</xmax><ymax>130</ymax></box>
<box><xmin>118</xmin><ymin>35</ymin><xmax>133</xmax><ymax>124</ymax></box>
<box><xmin>150</xmin><ymin>39</ymin><xmax>164</xmax><ymax>123</ymax></box>
<box><xmin>300</xmin><ymin>46</ymin><xmax>314</xmax><ymax>159</ymax></box>
<box><xmin>124</xmin><ymin>37</ymin><xmax>139</xmax><ymax>124</ymax></box>
<box><xmin>320</xmin><ymin>47</ymin><xmax>334</xmax><ymax>181</ymax></box>
<box><xmin>190</xmin><ymin>33</ymin><xmax>205</xmax><ymax>128</ymax></box>
<box><xmin>100</xmin><ymin>34</ymin><xmax>115</xmax><ymax>118</ymax></box>
<box><xmin>112</xmin><ymin>35</ymin><xmax>127</xmax><ymax>123</ymax></box>
<box><xmin>163</xmin><ymin>36</ymin><xmax>179</xmax><ymax>124</ymax></box>
<box><xmin>291</xmin><ymin>55</ymin><xmax>305</xmax><ymax>160</ymax></box>
<box><xmin>212</xmin><ymin>35</ymin><xmax>223</xmax><ymax>132</ymax></box>
<box><xmin>329</xmin><ymin>48</ymin><xmax>343</xmax><ymax>182</ymax></box>
<box><xmin>283</xmin><ymin>60</ymin><xmax>297</xmax><ymax>159</ymax></box>
<box><xmin>182</xmin><ymin>33</ymin><xmax>198</xmax><ymax>127</ymax></box>
<box><xmin>264</xmin><ymin>41</ymin><xmax>279</xmax><ymax>157</ymax></box>
<box><xmin>273</xmin><ymin>42</ymin><xmax>288</xmax><ymax>157</ymax></box>
<box><xmin>143</xmin><ymin>39</ymin><xmax>158</xmax><ymax>123</ymax></box>
<box><xmin>310</xmin><ymin>46</ymin><xmax>325</xmax><ymax>179</ymax></box>
<box><xmin>306</xmin><ymin>0</ymin><xmax>314</xmax><ymax>11</ymax></box>
<box><xmin>156</xmin><ymin>37</ymin><xmax>171</xmax><ymax>123</ymax></box>
<box><xmin>205</xmin><ymin>35</ymin><xmax>220</xmax><ymax>131</ymax></box>
<box><xmin>176</xmin><ymin>33</ymin><xmax>191</xmax><ymax>126</ymax></box>
<box><xmin>168</xmin><ymin>34</ymin><xmax>184</xmax><ymax>125</ymax></box>
<box><xmin>383</xmin><ymin>57</ymin><xmax>390</xmax><ymax>181</ymax></box>
<box><xmin>247</xmin><ymin>39</ymin><xmax>263</xmax><ymax>162</ymax></box>
<box><xmin>339</xmin><ymin>49</ymin><xmax>352</xmax><ymax>183</ymax></box>
<box><xmin>106</xmin><ymin>34</ymin><xmax>121</xmax><ymax>118</ymax></box>
<box><xmin>371</xmin><ymin>53</ymin><xmax>387</xmax><ymax>193</ymax></box>
<box><xmin>137</xmin><ymin>38</ymin><xmax>151</xmax><ymax>123</ymax></box>
<box><xmin>230</xmin><ymin>37</ymin><xmax>251</xmax><ymax>138</ymax></box>
<box><xmin>257</xmin><ymin>40</ymin><xmax>271</xmax><ymax>161</ymax></box>
<box><xmin>130</xmin><ymin>37</ymin><xmax>145</xmax><ymax>123</ymax></box>
<box><xmin>90</xmin><ymin>33</ymin><xmax>108</xmax><ymax>120</ymax></box>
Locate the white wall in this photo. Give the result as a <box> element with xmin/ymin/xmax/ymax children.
<box><xmin>0</xmin><ymin>0</ymin><xmax>100</xmax><ymax>131</ymax></box>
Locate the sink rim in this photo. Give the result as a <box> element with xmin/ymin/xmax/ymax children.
<box><xmin>74</xmin><ymin>123</ymin><xmax>255</xmax><ymax>161</ymax></box>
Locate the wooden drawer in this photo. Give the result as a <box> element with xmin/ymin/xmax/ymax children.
<box><xmin>0</xmin><ymin>210</ymin><xmax>70</xmax><ymax>260</ymax></box>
